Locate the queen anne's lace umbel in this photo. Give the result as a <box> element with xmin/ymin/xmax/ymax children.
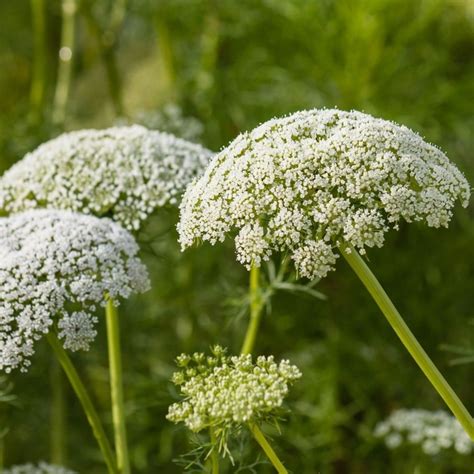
<box><xmin>374</xmin><ymin>409</ymin><xmax>473</xmax><ymax>455</ymax></box>
<box><xmin>0</xmin><ymin>463</ymin><xmax>77</xmax><ymax>474</ymax></box>
<box><xmin>0</xmin><ymin>210</ymin><xmax>150</xmax><ymax>373</ymax></box>
<box><xmin>167</xmin><ymin>346</ymin><xmax>301</xmax><ymax>434</ymax></box>
<box><xmin>0</xmin><ymin>126</ymin><xmax>213</xmax><ymax>231</ymax></box>
<box><xmin>178</xmin><ymin>109</ymin><xmax>470</xmax><ymax>279</ymax></box>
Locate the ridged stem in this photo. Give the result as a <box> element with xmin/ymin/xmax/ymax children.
<box><xmin>340</xmin><ymin>245</ymin><xmax>474</xmax><ymax>439</ymax></box>
<box><xmin>47</xmin><ymin>333</ymin><xmax>118</xmax><ymax>473</ymax></box>
<box><xmin>105</xmin><ymin>298</ymin><xmax>131</xmax><ymax>474</ymax></box>
<box><xmin>249</xmin><ymin>424</ymin><xmax>288</xmax><ymax>474</ymax></box>
<box><xmin>241</xmin><ymin>265</ymin><xmax>263</xmax><ymax>355</ymax></box>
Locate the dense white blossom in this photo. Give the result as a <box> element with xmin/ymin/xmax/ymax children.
<box><xmin>0</xmin><ymin>210</ymin><xmax>150</xmax><ymax>373</ymax></box>
<box><xmin>178</xmin><ymin>109</ymin><xmax>470</xmax><ymax>279</ymax></box>
<box><xmin>0</xmin><ymin>462</ymin><xmax>77</xmax><ymax>474</ymax></box>
<box><xmin>167</xmin><ymin>346</ymin><xmax>301</xmax><ymax>436</ymax></box>
<box><xmin>374</xmin><ymin>409</ymin><xmax>473</xmax><ymax>455</ymax></box>
<box><xmin>0</xmin><ymin>126</ymin><xmax>213</xmax><ymax>231</ymax></box>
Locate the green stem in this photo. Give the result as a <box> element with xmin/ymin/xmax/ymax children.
<box><xmin>194</xmin><ymin>5</ymin><xmax>220</xmax><ymax>120</ymax></box>
<box><xmin>0</xmin><ymin>397</ymin><xmax>6</xmax><ymax>470</ymax></box>
<box><xmin>0</xmin><ymin>436</ymin><xmax>3</xmax><ymax>471</ymax></box>
<box><xmin>50</xmin><ymin>359</ymin><xmax>67</xmax><ymax>465</ymax></box>
<box><xmin>340</xmin><ymin>245</ymin><xmax>474</xmax><ymax>439</ymax></box>
<box><xmin>155</xmin><ymin>16</ymin><xmax>177</xmax><ymax>101</ymax></box>
<box><xmin>241</xmin><ymin>265</ymin><xmax>263</xmax><ymax>354</ymax></box>
<box><xmin>46</xmin><ymin>333</ymin><xmax>118</xmax><ymax>473</ymax></box>
<box><xmin>80</xmin><ymin>1</ymin><xmax>125</xmax><ymax>117</ymax></box>
<box><xmin>249</xmin><ymin>424</ymin><xmax>288</xmax><ymax>474</ymax></box>
<box><xmin>109</xmin><ymin>0</ymin><xmax>127</xmax><ymax>34</ymax></box>
<box><xmin>52</xmin><ymin>0</ymin><xmax>77</xmax><ymax>126</ymax></box>
<box><xmin>105</xmin><ymin>298</ymin><xmax>131</xmax><ymax>474</ymax></box>
<box><xmin>29</xmin><ymin>0</ymin><xmax>47</xmax><ymax>123</ymax></box>
<box><xmin>209</xmin><ymin>428</ymin><xmax>219</xmax><ymax>474</ymax></box>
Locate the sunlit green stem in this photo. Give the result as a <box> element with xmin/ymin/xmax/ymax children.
<box><xmin>52</xmin><ymin>0</ymin><xmax>77</xmax><ymax>126</ymax></box>
<box><xmin>241</xmin><ymin>265</ymin><xmax>263</xmax><ymax>354</ymax></box>
<box><xmin>249</xmin><ymin>424</ymin><xmax>288</xmax><ymax>474</ymax></box>
<box><xmin>209</xmin><ymin>428</ymin><xmax>219</xmax><ymax>474</ymax></box>
<box><xmin>29</xmin><ymin>0</ymin><xmax>47</xmax><ymax>122</ymax></box>
<box><xmin>50</xmin><ymin>359</ymin><xmax>66</xmax><ymax>464</ymax></box>
<box><xmin>105</xmin><ymin>298</ymin><xmax>131</xmax><ymax>474</ymax></box>
<box><xmin>47</xmin><ymin>333</ymin><xmax>118</xmax><ymax>473</ymax></box>
<box><xmin>340</xmin><ymin>245</ymin><xmax>474</xmax><ymax>440</ymax></box>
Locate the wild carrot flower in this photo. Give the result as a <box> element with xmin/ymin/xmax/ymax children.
<box><xmin>0</xmin><ymin>209</ymin><xmax>149</xmax><ymax>373</ymax></box>
<box><xmin>374</xmin><ymin>409</ymin><xmax>473</xmax><ymax>455</ymax></box>
<box><xmin>167</xmin><ymin>346</ymin><xmax>301</xmax><ymax>449</ymax></box>
<box><xmin>0</xmin><ymin>126</ymin><xmax>213</xmax><ymax>231</ymax></box>
<box><xmin>178</xmin><ymin>109</ymin><xmax>470</xmax><ymax>279</ymax></box>
<box><xmin>0</xmin><ymin>463</ymin><xmax>77</xmax><ymax>474</ymax></box>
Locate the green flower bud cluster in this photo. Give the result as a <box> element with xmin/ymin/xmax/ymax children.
<box><xmin>167</xmin><ymin>346</ymin><xmax>301</xmax><ymax>436</ymax></box>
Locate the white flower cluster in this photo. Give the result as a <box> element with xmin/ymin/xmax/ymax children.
<box><xmin>167</xmin><ymin>346</ymin><xmax>301</xmax><ymax>434</ymax></box>
<box><xmin>374</xmin><ymin>408</ymin><xmax>473</xmax><ymax>455</ymax></box>
<box><xmin>0</xmin><ymin>210</ymin><xmax>150</xmax><ymax>373</ymax></box>
<box><xmin>0</xmin><ymin>462</ymin><xmax>76</xmax><ymax>474</ymax></box>
<box><xmin>178</xmin><ymin>109</ymin><xmax>470</xmax><ymax>279</ymax></box>
<box><xmin>0</xmin><ymin>125</ymin><xmax>213</xmax><ymax>231</ymax></box>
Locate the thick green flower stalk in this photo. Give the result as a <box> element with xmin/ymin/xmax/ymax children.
<box><xmin>0</xmin><ymin>126</ymin><xmax>213</xmax><ymax>231</ymax></box>
<box><xmin>177</xmin><ymin>108</ymin><xmax>473</xmax><ymax>437</ymax></box>
<box><xmin>167</xmin><ymin>346</ymin><xmax>301</xmax><ymax>472</ymax></box>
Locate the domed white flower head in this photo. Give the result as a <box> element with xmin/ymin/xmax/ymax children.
<box><xmin>0</xmin><ymin>210</ymin><xmax>150</xmax><ymax>373</ymax></box>
<box><xmin>0</xmin><ymin>126</ymin><xmax>213</xmax><ymax>231</ymax></box>
<box><xmin>178</xmin><ymin>109</ymin><xmax>470</xmax><ymax>279</ymax></box>
<box><xmin>374</xmin><ymin>409</ymin><xmax>473</xmax><ymax>455</ymax></box>
<box><xmin>1</xmin><ymin>462</ymin><xmax>77</xmax><ymax>474</ymax></box>
<box><xmin>167</xmin><ymin>346</ymin><xmax>301</xmax><ymax>436</ymax></box>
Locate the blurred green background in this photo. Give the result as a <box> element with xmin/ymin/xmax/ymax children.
<box><xmin>0</xmin><ymin>0</ymin><xmax>473</xmax><ymax>472</ymax></box>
